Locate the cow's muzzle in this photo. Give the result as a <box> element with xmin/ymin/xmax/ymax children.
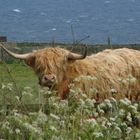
<box><xmin>39</xmin><ymin>74</ymin><xmax>56</xmax><ymax>89</ymax></box>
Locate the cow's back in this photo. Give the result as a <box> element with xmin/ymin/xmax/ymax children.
<box><xmin>71</xmin><ymin>48</ymin><xmax>140</xmax><ymax>101</ymax></box>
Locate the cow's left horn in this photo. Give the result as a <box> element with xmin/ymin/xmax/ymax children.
<box><xmin>68</xmin><ymin>46</ymin><xmax>87</xmax><ymax>60</ymax></box>
<box><xmin>0</xmin><ymin>44</ymin><xmax>33</xmax><ymax>60</ymax></box>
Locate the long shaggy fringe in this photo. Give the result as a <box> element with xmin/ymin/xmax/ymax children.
<box><xmin>34</xmin><ymin>47</ymin><xmax>140</xmax><ymax>101</ymax></box>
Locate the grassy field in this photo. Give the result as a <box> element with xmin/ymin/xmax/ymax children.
<box><xmin>0</xmin><ymin>61</ymin><xmax>37</xmax><ymax>87</ymax></box>
<box><xmin>1</xmin><ymin>61</ymin><xmax>140</xmax><ymax>139</ymax></box>
<box><xmin>0</xmin><ymin>61</ymin><xmax>41</xmax><ymax>104</ymax></box>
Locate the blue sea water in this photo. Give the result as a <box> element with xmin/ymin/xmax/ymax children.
<box><xmin>0</xmin><ymin>0</ymin><xmax>140</xmax><ymax>44</ymax></box>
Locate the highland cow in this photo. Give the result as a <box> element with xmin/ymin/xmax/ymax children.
<box><xmin>1</xmin><ymin>44</ymin><xmax>140</xmax><ymax>101</ymax></box>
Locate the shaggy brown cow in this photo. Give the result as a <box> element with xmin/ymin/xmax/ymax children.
<box><xmin>1</xmin><ymin>44</ymin><xmax>140</xmax><ymax>101</ymax></box>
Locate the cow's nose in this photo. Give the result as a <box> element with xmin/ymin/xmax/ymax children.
<box><xmin>43</xmin><ymin>74</ymin><xmax>55</xmax><ymax>82</ymax></box>
<box><xmin>40</xmin><ymin>74</ymin><xmax>56</xmax><ymax>87</ymax></box>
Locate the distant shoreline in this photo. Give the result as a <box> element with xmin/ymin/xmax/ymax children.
<box><xmin>1</xmin><ymin>41</ymin><xmax>140</xmax><ymax>52</ymax></box>
<box><xmin>1</xmin><ymin>42</ymin><xmax>140</xmax><ymax>61</ymax></box>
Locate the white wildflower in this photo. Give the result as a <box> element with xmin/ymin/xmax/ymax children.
<box><xmin>121</xmin><ymin>122</ymin><xmax>127</xmax><ymax>128</ymax></box>
<box><xmin>99</xmin><ymin>102</ymin><xmax>106</xmax><ymax>109</ymax></box>
<box><xmin>122</xmin><ymin>79</ymin><xmax>127</xmax><ymax>84</ymax></box>
<box><xmin>73</xmin><ymin>77</ymin><xmax>80</xmax><ymax>82</ymax></box>
<box><xmin>1</xmin><ymin>83</ymin><xmax>13</xmax><ymax>90</ymax></box>
<box><xmin>51</xmin><ymin>136</ymin><xmax>63</xmax><ymax>140</ymax></box>
<box><xmin>9</xmin><ymin>129</ymin><xmax>14</xmax><ymax>134</ymax></box>
<box><xmin>111</xmin><ymin>121</ymin><xmax>118</xmax><ymax>127</ymax></box>
<box><xmin>24</xmin><ymin>86</ymin><xmax>32</xmax><ymax>91</ymax></box>
<box><xmin>15</xmin><ymin>128</ymin><xmax>21</xmax><ymax>134</ymax></box>
<box><xmin>79</xmin><ymin>99</ymin><xmax>85</xmax><ymax>106</ymax></box>
<box><xmin>15</xmin><ymin>96</ymin><xmax>20</xmax><ymax>102</ymax></box>
<box><xmin>104</xmin><ymin>99</ymin><xmax>112</xmax><ymax>108</ymax></box>
<box><xmin>126</xmin><ymin>127</ymin><xmax>132</xmax><ymax>134</ymax></box>
<box><xmin>14</xmin><ymin>112</ymin><xmax>22</xmax><ymax>117</ymax></box>
<box><xmin>2</xmin><ymin>121</ymin><xmax>10</xmax><ymax>130</ymax></box>
<box><xmin>92</xmin><ymin>99</ymin><xmax>96</xmax><ymax>104</ymax></box>
<box><xmin>98</xmin><ymin>109</ymin><xmax>105</xmax><ymax>114</ymax></box>
<box><xmin>107</xmin><ymin>102</ymin><xmax>112</xmax><ymax>109</ymax></box>
<box><xmin>70</xmin><ymin>116</ymin><xmax>76</xmax><ymax>120</ymax></box>
<box><xmin>7</xmin><ymin>83</ymin><xmax>13</xmax><ymax>90</ymax></box>
<box><xmin>118</xmin><ymin>77</ymin><xmax>128</xmax><ymax>84</ymax></box>
<box><xmin>81</xmin><ymin>93</ymin><xmax>88</xmax><ymax>98</ymax></box>
<box><xmin>50</xmin><ymin>113</ymin><xmax>60</xmax><ymax>121</ymax></box>
<box><xmin>50</xmin><ymin>126</ymin><xmax>57</xmax><ymax>132</ymax></box>
<box><xmin>68</xmin><ymin>83</ymin><xmax>75</xmax><ymax>88</ymax></box>
<box><xmin>101</xmin><ymin>121</ymin><xmax>107</xmax><ymax>129</ymax></box>
<box><xmin>126</xmin><ymin>112</ymin><xmax>132</xmax><ymax>122</ymax></box>
<box><xmin>1</xmin><ymin>83</ymin><xmax>6</xmax><ymax>89</ymax></box>
<box><xmin>110</xmin><ymin>97</ymin><xmax>117</xmax><ymax>104</ymax></box>
<box><xmin>93</xmin><ymin>132</ymin><xmax>103</xmax><ymax>138</ymax></box>
<box><xmin>115</xmin><ymin>126</ymin><xmax>122</xmax><ymax>133</ymax></box>
<box><xmin>89</xmin><ymin>88</ymin><xmax>98</xmax><ymax>93</ymax></box>
<box><xmin>76</xmin><ymin>75</ymin><xmax>97</xmax><ymax>81</ymax></box>
<box><xmin>104</xmin><ymin>99</ymin><xmax>110</xmax><ymax>104</ymax></box>
<box><xmin>60</xmin><ymin>100</ymin><xmax>68</xmax><ymax>106</ymax></box>
<box><xmin>23</xmin><ymin>122</ymin><xmax>32</xmax><ymax>130</ymax></box>
<box><xmin>106</xmin><ymin>122</ymin><xmax>112</xmax><ymax>127</ymax></box>
<box><xmin>120</xmin><ymin>99</ymin><xmax>127</xmax><ymax>106</ymax></box>
<box><xmin>119</xmin><ymin>109</ymin><xmax>125</xmax><ymax>117</ymax></box>
<box><xmin>37</xmin><ymin>111</ymin><xmax>48</xmax><ymax>124</ymax></box>
<box><xmin>110</xmin><ymin>117</ymin><xmax>116</xmax><ymax>122</ymax></box>
<box><xmin>24</xmin><ymin>123</ymin><xmax>39</xmax><ymax>134</ymax></box>
<box><xmin>22</xmin><ymin>90</ymin><xmax>33</xmax><ymax>97</ymax></box>
<box><xmin>129</xmin><ymin>105</ymin><xmax>137</xmax><ymax>113</ymax></box>
<box><xmin>134</xmin><ymin>103</ymin><xmax>138</xmax><ymax>109</ymax></box>
<box><xmin>93</xmin><ymin>112</ymin><xmax>99</xmax><ymax>118</ymax></box>
<box><xmin>135</xmin><ymin>133</ymin><xmax>140</xmax><ymax>138</ymax></box>
<box><xmin>124</xmin><ymin>98</ymin><xmax>131</xmax><ymax>105</ymax></box>
<box><xmin>127</xmin><ymin>74</ymin><xmax>136</xmax><ymax>83</ymax></box>
<box><xmin>120</xmin><ymin>98</ymin><xmax>131</xmax><ymax>106</ymax></box>
<box><xmin>85</xmin><ymin>99</ymin><xmax>95</xmax><ymax>107</ymax></box>
<box><xmin>85</xmin><ymin>118</ymin><xmax>97</xmax><ymax>126</ymax></box>
<box><xmin>60</xmin><ymin>120</ymin><xmax>65</xmax><ymax>127</ymax></box>
<box><xmin>110</xmin><ymin>88</ymin><xmax>117</xmax><ymax>93</ymax></box>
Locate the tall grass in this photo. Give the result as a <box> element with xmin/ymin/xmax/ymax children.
<box><xmin>0</xmin><ymin>62</ymin><xmax>140</xmax><ymax>140</ymax></box>
<box><xmin>1</xmin><ymin>85</ymin><xmax>140</xmax><ymax>140</ymax></box>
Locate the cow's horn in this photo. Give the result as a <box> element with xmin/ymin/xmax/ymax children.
<box><xmin>0</xmin><ymin>44</ymin><xmax>33</xmax><ymax>60</ymax></box>
<box><xmin>68</xmin><ymin>46</ymin><xmax>87</xmax><ymax>60</ymax></box>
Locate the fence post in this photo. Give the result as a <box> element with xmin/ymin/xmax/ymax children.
<box><xmin>107</xmin><ymin>36</ymin><xmax>112</xmax><ymax>49</ymax></box>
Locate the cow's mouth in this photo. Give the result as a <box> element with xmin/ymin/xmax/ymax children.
<box><xmin>38</xmin><ymin>74</ymin><xmax>57</xmax><ymax>90</ymax></box>
<box><xmin>45</xmin><ymin>82</ymin><xmax>55</xmax><ymax>90</ymax></box>
<box><xmin>39</xmin><ymin>81</ymin><xmax>56</xmax><ymax>90</ymax></box>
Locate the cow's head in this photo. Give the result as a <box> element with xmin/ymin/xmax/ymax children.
<box><xmin>0</xmin><ymin>44</ymin><xmax>87</xmax><ymax>89</ymax></box>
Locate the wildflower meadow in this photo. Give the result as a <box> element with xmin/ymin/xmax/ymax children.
<box><xmin>1</xmin><ymin>62</ymin><xmax>140</xmax><ymax>140</ymax></box>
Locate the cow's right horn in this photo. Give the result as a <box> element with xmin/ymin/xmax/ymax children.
<box><xmin>0</xmin><ymin>44</ymin><xmax>33</xmax><ymax>60</ymax></box>
<box><xmin>68</xmin><ymin>46</ymin><xmax>87</xmax><ymax>60</ymax></box>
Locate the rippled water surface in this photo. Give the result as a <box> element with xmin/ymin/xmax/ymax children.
<box><xmin>0</xmin><ymin>0</ymin><xmax>140</xmax><ymax>44</ymax></box>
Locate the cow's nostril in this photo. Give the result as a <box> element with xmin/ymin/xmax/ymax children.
<box><xmin>52</xmin><ymin>75</ymin><xmax>55</xmax><ymax>79</ymax></box>
<box><xmin>44</xmin><ymin>75</ymin><xmax>49</xmax><ymax>81</ymax></box>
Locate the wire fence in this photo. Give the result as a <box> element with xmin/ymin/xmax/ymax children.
<box><xmin>0</xmin><ymin>42</ymin><xmax>140</xmax><ymax>62</ymax></box>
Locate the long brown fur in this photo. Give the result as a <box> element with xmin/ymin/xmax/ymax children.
<box><xmin>28</xmin><ymin>47</ymin><xmax>140</xmax><ymax>101</ymax></box>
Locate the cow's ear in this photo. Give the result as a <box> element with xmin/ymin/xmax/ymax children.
<box><xmin>24</xmin><ymin>56</ymin><xmax>35</xmax><ymax>68</ymax></box>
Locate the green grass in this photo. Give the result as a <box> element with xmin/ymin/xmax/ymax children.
<box><xmin>0</xmin><ymin>61</ymin><xmax>40</xmax><ymax>104</ymax></box>
<box><xmin>1</xmin><ymin>61</ymin><xmax>140</xmax><ymax>140</ymax></box>
<box><xmin>0</xmin><ymin>61</ymin><xmax>37</xmax><ymax>88</ymax></box>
